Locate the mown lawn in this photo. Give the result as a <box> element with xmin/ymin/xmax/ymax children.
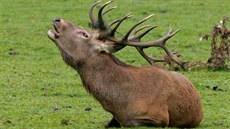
<box><xmin>0</xmin><ymin>0</ymin><xmax>229</xmax><ymax>128</ymax></box>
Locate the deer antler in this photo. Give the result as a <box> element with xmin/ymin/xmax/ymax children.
<box><xmin>89</xmin><ymin>0</ymin><xmax>187</xmax><ymax>68</ymax></box>
<box><xmin>128</xmin><ymin>26</ymin><xmax>187</xmax><ymax>68</ymax></box>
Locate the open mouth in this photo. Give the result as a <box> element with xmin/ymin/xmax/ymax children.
<box><xmin>53</xmin><ymin>24</ymin><xmax>59</xmax><ymax>33</ymax></box>
<box><xmin>48</xmin><ymin>23</ymin><xmax>60</xmax><ymax>40</ymax></box>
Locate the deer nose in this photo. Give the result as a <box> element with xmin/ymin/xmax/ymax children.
<box><xmin>53</xmin><ymin>18</ymin><xmax>61</xmax><ymax>23</ymax></box>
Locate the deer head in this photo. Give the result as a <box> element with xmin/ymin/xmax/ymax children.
<box><xmin>48</xmin><ymin>0</ymin><xmax>186</xmax><ymax>68</ymax></box>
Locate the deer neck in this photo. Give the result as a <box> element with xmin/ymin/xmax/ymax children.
<box><xmin>73</xmin><ymin>52</ymin><xmax>131</xmax><ymax>110</ymax></box>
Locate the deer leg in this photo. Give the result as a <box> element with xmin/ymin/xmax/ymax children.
<box><xmin>105</xmin><ymin>117</ymin><xmax>121</xmax><ymax>128</ymax></box>
<box><xmin>125</xmin><ymin>118</ymin><xmax>168</xmax><ymax>127</ymax></box>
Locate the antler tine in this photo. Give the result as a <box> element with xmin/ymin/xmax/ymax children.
<box><xmin>133</xmin><ymin>25</ymin><xmax>153</xmax><ymax>35</ymax></box>
<box><xmin>123</xmin><ymin>27</ymin><xmax>180</xmax><ymax>48</ymax></box>
<box><xmin>152</xmin><ymin>27</ymin><xmax>186</xmax><ymax>68</ymax></box>
<box><xmin>109</xmin><ymin>13</ymin><xmax>133</xmax><ymax>36</ymax></box>
<box><xmin>108</xmin><ymin>19</ymin><xmax>122</xmax><ymax>29</ymax></box>
<box><xmin>161</xmin><ymin>44</ymin><xmax>186</xmax><ymax>68</ymax></box>
<box><xmin>162</xmin><ymin>25</ymin><xmax>180</xmax><ymax>45</ymax></box>
<box><xmin>98</xmin><ymin>0</ymin><xmax>113</xmax><ymax>30</ymax></box>
<box><xmin>128</xmin><ymin>25</ymin><xmax>166</xmax><ymax>65</ymax></box>
<box><xmin>131</xmin><ymin>25</ymin><xmax>158</xmax><ymax>41</ymax></box>
<box><xmin>89</xmin><ymin>0</ymin><xmax>101</xmax><ymax>29</ymax></box>
<box><xmin>122</xmin><ymin>14</ymin><xmax>155</xmax><ymax>42</ymax></box>
<box><xmin>103</xmin><ymin>6</ymin><xmax>117</xmax><ymax>15</ymax></box>
<box><xmin>158</xmin><ymin>27</ymin><xmax>185</xmax><ymax>67</ymax></box>
<box><xmin>136</xmin><ymin>47</ymin><xmax>166</xmax><ymax>65</ymax></box>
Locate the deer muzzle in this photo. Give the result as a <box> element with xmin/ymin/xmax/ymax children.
<box><xmin>48</xmin><ymin>18</ymin><xmax>62</xmax><ymax>40</ymax></box>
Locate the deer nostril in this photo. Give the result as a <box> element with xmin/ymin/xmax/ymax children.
<box><xmin>53</xmin><ymin>18</ymin><xmax>61</xmax><ymax>22</ymax></box>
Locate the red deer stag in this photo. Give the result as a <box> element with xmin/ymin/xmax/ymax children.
<box><xmin>47</xmin><ymin>1</ymin><xmax>202</xmax><ymax>128</ymax></box>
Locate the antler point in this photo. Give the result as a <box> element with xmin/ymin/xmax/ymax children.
<box><xmin>126</xmin><ymin>12</ymin><xmax>133</xmax><ymax>18</ymax></box>
<box><xmin>105</xmin><ymin>0</ymin><xmax>113</xmax><ymax>4</ymax></box>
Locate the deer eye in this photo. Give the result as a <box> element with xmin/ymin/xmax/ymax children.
<box><xmin>82</xmin><ymin>32</ymin><xmax>88</xmax><ymax>38</ymax></box>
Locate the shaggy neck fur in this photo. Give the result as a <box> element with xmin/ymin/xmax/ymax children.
<box><xmin>64</xmin><ymin>52</ymin><xmax>134</xmax><ymax>111</ymax></box>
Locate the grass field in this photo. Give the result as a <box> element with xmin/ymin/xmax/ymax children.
<box><xmin>1</xmin><ymin>0</ymin><xmax>230</xmax><ymax>128</ymax></box>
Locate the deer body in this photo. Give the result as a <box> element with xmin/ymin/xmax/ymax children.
<box><xmin>74</xmin><ymin>52</ymin><xmax>202</xmax><ymax>127</ymax></box>
<box><xmin>48</xmin><ymin>1</ymin><xmax>202</xmax><ymax>128</ymax></box>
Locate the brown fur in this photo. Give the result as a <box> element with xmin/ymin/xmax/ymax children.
<box><xmin>48</xmin><ymin>19</ymin><xmax>203</xmax><ymax>128</ymax></box>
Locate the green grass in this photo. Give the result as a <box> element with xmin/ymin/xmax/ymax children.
<box><xmin>0</xmin><ymin>0</ymin><xmax>230</xmax><ymax>128</ymax></box>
